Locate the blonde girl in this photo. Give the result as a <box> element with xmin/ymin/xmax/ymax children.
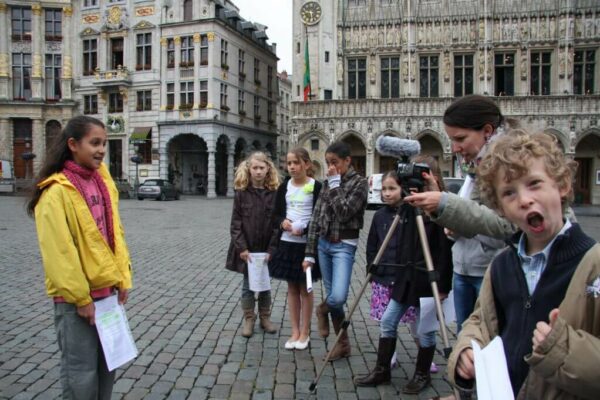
<box><xmin>268</xmin><ymin>148</ymin><xmax>323</xmax><ymax>350</ymax></box>
<box><xmin>27</xmin><ymin>116</ymin><xmax>132</xmax><ymax>399</ymax></box>
<box><xmin>225</xmin><ymin>151</ymin><xmax>280</xmax><ymax>338</ymax></box>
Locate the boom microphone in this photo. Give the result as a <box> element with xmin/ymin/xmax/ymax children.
<box><xmin>375</xmin><ymin>136</ymin><xmax>421</xmax><ymax>158</ymax></box>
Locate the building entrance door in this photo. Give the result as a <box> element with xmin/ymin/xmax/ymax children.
<box><xmin>574</xmin><ymin>157</ymin><xmax>591</xmax><ymax>204</ymax></box>
<box><xmin>109</xmin><ymin>139</ymin><xmax>123</xmax><ymax>180</ymax></box>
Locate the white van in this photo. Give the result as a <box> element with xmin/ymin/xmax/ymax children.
<box><xmin>367</xmin><ymin>173</ymin><xmax>384</xmax><ymax>209</ymax></box>
<box><xmin>0</xmin><ymin>160</ymin><xmax>16</xmax><ymax>193</ymax></box>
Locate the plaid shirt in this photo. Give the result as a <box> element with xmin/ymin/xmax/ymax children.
<box><xmin>305</xmin><ymin>167</ymin><xmax>368</xmax><ymax>257</ymax></box>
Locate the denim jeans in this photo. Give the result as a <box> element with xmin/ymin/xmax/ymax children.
<box><xmin>380</xmin><ymin>299</ymin><xmax>436</xmax><ymax>347</ymax></box>
<box><xmin>453</xmin><ymin>272</ymin><xmax>483</xmax><ymax>333</ymax></box>
<box><xmin>317</xmin><ymin>237</ymin><xmax>357</xmax><ymax>319</ymax></box>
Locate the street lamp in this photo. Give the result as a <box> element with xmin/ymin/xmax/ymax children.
<box><xmin>130</xmin><ymin>155</ymin><xmax>142</xmax><ymax>198</ymax></box>
<box><xmin>21</xmin><ymin>152</ymin><xmax>36</xmax><ymax>180</ymax></box>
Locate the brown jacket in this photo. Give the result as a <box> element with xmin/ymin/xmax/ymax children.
<box><xmin>225</xmin><ymin>187</ymin><xmax>277</xmax><ymax>274</ymax></box>
<box><xmin>448</xmin><ymin>243</ymin><xmax>600</xmax><ymax>400</ymax></box>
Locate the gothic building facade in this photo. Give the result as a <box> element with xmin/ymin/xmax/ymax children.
<box><xmin>291</xmin><ymin>0</ymin><xmax>600</xmax><ymax>205</ymax></box>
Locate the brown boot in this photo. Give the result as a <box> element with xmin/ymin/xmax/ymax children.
<box><xmin>403</xmin><ymin>345</ymin><xmax>435</xmax><ymax>394</ymax></box>
<box><xmin>354</xmin><ymin>337</ymin><xmax>396</xmax><ymax>386</ymax></box>
<box><xmin>258</xmin><ymin>293</ymin><xmax>277</xmax><ymax>334</ymax></box>
<box><xmin>241</xmin><ymin>298</ymin><xmax>256</xmax><ymax>338</ymax></box>
<box><xmin>328</xmin><ymin>314</ymin><xmax>351</xmax><ymax>361</ymax></box>
<box><xmin>315</xmin><ymin>302</ymin><xmax>330</xmax><ymax>338</ymax></box>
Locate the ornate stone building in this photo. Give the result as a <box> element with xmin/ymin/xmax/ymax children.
<box><xmin>276</xmin><ymin>70</ymin><xmax>292</xmax><ymax>171</ymax></box>
<box><xmin>1</xmin><ymin>0</ymin><xmax>278</xmax><ymax>198</ymax></box>
<box><xmin>0</xmin><ymin>1</ymin><xmax>76</xmax><ymax>183</ymax></box>
<box><xmin>292</xmin><ymin>0</ymin><xmax>600</xmax><ymax>204</ymax></box>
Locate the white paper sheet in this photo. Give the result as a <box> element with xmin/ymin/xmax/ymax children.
<box><xmin>472</xmin><ymin>337</ymin><xmax>515</xmax><ymax>400</ymax></box>
<box><xmin>94</xmin><ymin>295</ymin><xmax>138</xmax><ymax>372</ymax></box>
<box><xmin>248</xmin><ymin>252</ymin><xmax>271</xmax><ymax>292</ymax></box>
<box><xmin>305</xmin><ymin>266</ymin><xmax>313</xmax><ymax>293</ymax></box>
<box><xmin>417</xmin><ymin>290</ymin><xmax>456</xmax><ymax>335</ymax></box>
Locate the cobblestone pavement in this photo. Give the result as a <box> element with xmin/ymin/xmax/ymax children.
<box><xmin>1</xmin><ymin>196</ymin><xmax>599</xmax><ymax>400</ymax></box>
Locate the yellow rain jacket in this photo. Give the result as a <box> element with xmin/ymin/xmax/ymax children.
<box><xmin>34</xmin><ymin>163</ymin><xmax>132</xmax><ymax>307</ymax></box>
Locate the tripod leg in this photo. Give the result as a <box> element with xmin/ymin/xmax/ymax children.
<box><xmin>309</xmin><ymin>214</ymin><xmax>403</xmax><ymax>393</ymax></box>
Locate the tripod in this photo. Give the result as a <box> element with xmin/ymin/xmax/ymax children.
<box><xmin>309</xmin><ymin>192</ymin><xmax>463</xmax><ymax>398</ymax></box>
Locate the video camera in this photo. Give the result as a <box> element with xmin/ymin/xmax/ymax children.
<box><xmin>396</xmin><ymin>157</ymin><xmax>430</xmax><ymax>194</ymax></box>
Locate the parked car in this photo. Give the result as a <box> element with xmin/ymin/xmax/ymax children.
<box><xmin>367</xmin><ymin>173</ymin><xmax>385</xmax><ymax>209</ymax></box>
<box><xmin>137</xmin><ymin>179</ymin><xmax>180</xmax><ymax>201</ymax></box>
<box><xmin>0</xmin><ymin>159</ymin><xmax>15</xmax><ymax>193</ymax></box>
<box><xmin>443</xmin><ymin>177</ymin><xmax>465</xmax><ymax>194</ymax></box>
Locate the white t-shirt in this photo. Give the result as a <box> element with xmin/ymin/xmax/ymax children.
<box><xmin>281</xmin><ymin>178</ymin><xmax>315</xmax><ymax>244</ymax></box>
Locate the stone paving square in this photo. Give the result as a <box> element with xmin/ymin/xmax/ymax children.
<box><xmin>1</xmin><ymin>196</ymin><xmax>599</xmax><ymax>399</ymax></box>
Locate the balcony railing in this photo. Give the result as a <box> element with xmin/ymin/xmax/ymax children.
<box><xmin>93</xmin><ymin>66</ymin><xmax>131</xmax><ymax>87</ymax></box>
<box><xmin>292</xmin><ymin>95</ymin><xmax>600</xmax><ymax>120</ymax></box>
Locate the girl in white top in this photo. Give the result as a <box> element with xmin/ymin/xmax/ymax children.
<box><xmin>268</xmin><ymin>148</ymin><xmax>322</xmax><ymax>350</ymax></box>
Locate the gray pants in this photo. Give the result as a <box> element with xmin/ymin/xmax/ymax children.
<box><xmin>54</xmin><ymin>303</ymin><xmax>115</xmax><ymax>400</ymax></box>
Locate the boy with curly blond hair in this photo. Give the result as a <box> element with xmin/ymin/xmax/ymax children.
<box><xmin>446</xmin><ymin>131</ymin><xmax>600</xmax><ymax>400</ymax></box>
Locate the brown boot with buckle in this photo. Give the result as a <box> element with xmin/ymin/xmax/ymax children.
<box><xmin>328</xmin><ymin>314</ymin><xmax>351</xmax><ymax>361</ymax></box>
<box><xmin>241</xmin><ymin>297</ymin><xmax>256</xmax><ymax>338</ymax></box>
<box><xmin>403</xmin><ymin>345</ymin><xmax>436</xmax><ymax>394</ymax></box>
<box><xmin>316</xmin><ymin>302</ymin><xmax>330</xmax><ymax>338</ymax></box>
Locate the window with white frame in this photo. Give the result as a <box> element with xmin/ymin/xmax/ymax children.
<box><xmin>166</xmin><ymin>83</ymin><xmax>174</xmax><ymax>109</ymax></box>
<box><xmin>136</xmin><ymin>90</ymin><xmax>152</xmax><ymax>111</ymax></box>
<box><xmin>199</xmin><ymin>80</ymin><xmax>208</xmax><ymax>107</ymax></box>
<box><xmin>180</xmin><ymin>36</ymin><xmax>194</xmax><ymax>67</ymax></box>
<box><xmin>254</xmin><ymin>95</ymin><xmax>260</xmax><ymax>118</ymax></box>
<box><xmin>12</xmin><ymin>53</ymin><xmax>32</xmax><ymax>100</ymax></box>
<box><xmin>136</xmin><ymin>33</ymin><xmax>152</xmax><ymax>70</ymax></box>
<box><xmin>167</xmin><ymin>38</ymin><xmax>175</xmax><ymax>68</ymax></box>
<box><xmin>180</xmin><ymin>81</ymin><xmax>194</xmax><ymax>109</ymax></box>
<box><xmin>11</xmin><ymin>7</ymin><xmax>32</xmax><ymax>41</ymax></box>
<box><xmin>44</xmin><ymin>9</ymin><xmax>62</xmax><ymax>41</ymax></box>
<box><xmin>82</xmin><ymin>38</ymin><xmax>97</xmax><ymax>76</ymax></box>
<box><xmin>221</xmin><ymin>39</ymin><xmax>228</xmax><ymax>67</ymax></box>
<box><xmin>45</xmin><ymin>54</ymin><xmax>62</xmax><ymax>100</ymax></box>
<box><xmin>239</xmin><ymin>49</ymin><xmax>245</xmax><ymax>77</ymax></box>
<box><xmin>109</xmin><ymin>92</ymin><xmax>123</xmax><ymax>112</ymax></box>
<box><xmin>83</xmin><ymin>94</ymin><xmax>98</xmax><ymax>114</ymax></box>
<box><xmin>530</xmin><ymin>51</ymin><xmax>551</xmax><ymax>95</ymax></box>
<box><xmin>220</xmin><ymin>83</ymin><xmax>228</xmax><ymax>110</ymax></box>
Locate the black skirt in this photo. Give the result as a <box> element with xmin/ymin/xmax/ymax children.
<box><xmin>268</xmin><ymin>240</ymin><xmax>322</xmax><ymax>283</ymax></box>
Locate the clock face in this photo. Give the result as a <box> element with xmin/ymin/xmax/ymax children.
<box><xmin>300</xmin><ymin>1</ymin><xmax>322</xmax><ymax>25</ymax></box>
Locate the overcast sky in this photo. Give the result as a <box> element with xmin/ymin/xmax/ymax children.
<box><xmin>232</xmin><ymin>0</ymin><xmax>293</xmax><ymax>75</ymax></box>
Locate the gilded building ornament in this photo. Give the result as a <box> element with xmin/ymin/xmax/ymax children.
<box><xmin>174</xmin><ymin>36</ymin><xmax>181</xmax><ymax>45</ymax></box>
<box><xmin>83</xmin><ymin>14</ymin><xmax>100</xmax><ymax>24</ymax></box>
<box><xmin>32</xmin><ymin>54</ymin><xmax>42</xmax><ymax>78</ymax></box>
<box><xmin>135</xmin><ymin>6</ymin><xmax>154</xmax><ymax>17</ymax></box>
<box><xmin>108</xmin><ymin>6</ymin><xmax>122</xmax><ymax>25</ymax></box>
<box><xmin>31</xmin><ymin>3</ymin><xmax>42</xmax><ymax>16</ymax></box>
<box><xmin>0</xmin><ymin>53</ymin><xmax>8</xmax><ymax>77</ymax></box>
<box><xmin>0</xmin><ymin>3</ymin><xmax>7</xmax><ymax>13</ymax></box>
<box><xmin>160</xmin><ymin>37</ymin><xmax>168</xmax><ymax>46</ymax></box>
<box><xmin>207</xmin><ymin>32</ymin><xmax>215</xmax><ymax>42</ymax></box>
<box><xmin>63</xmin><ymin>6</ymin><xmax>73</xmax><ymax>17</ymax></box>
<box><xmin>63</xmin><ymin>55</ymin><xmax>72</xmax><ymax>79</ymax></box>
<box><xmin>193</xmin><ymin>33</ymin><xmax>201</xmax><ymax>43</ymax></box>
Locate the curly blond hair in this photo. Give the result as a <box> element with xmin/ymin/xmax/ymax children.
<box><xmin>234</xmin><ymin>151</ymin><xmax>280</xmax><ymax>191</ymax></box>
<box><xmin>477</xmin><ymin>130</ymin><xmax>577</xmax><ymax>212</ymax></box>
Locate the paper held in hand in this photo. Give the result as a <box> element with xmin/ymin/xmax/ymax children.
<box><xmin>248</xmin><ymin>252</ymin><xmax>271</xmax><ymax>292</ymax></box>
<box><xmin>94</xmin><ymin>295</ymin><xmax>138</xmax><ymax>372</ymax></box>
<box><xmin>472</xmin><ymin>337</ymin><xmax>515</xmax><ymax>400</ymax></box>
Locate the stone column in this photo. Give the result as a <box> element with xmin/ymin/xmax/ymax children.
<box><xmin>61</xmin><ymin>6</ymin><xmax>73</xmax><ymax>100</ymax></box>
<box><xmin>0</xmin><ymin>118</ymin><xmax>10</xmax><ymax>160</ymax></box>
<box><xmin>193</xmin><ymin>33</ymin><xmax>201</xmax><ymax>116</ymax></box>
<box><xmin>99</xmin><ymin>33</ymin><xmax>108</xmax><ymax>71</ymax></box>
<box><xmin>366</xmin><ymin>149</ymin><xmax>374</xmax><ymax>177</ymax></box>
<box><xmin>207</xmin><ymin>145</ymin><xmax>216</xmax><ymax>198</ymax></box>
<box><xmin>226</xmin><ymin>144</ymin><xmax>234</xmax><ymax>197</ymax></box>
<box><xmin>174</xmin><ymin>36</ymin><xmax>181</xmax><ymax>110</ymax></box>
<box><xmin>160</xmin><ymin>37</ymin><xmax>168</xmax><ymax>115</ymax></box>
<box><xmin>0</xmin><ymin>2</ymin><xmax>9</xmax><ymax>100</ymax></box>
<box><xmin>31</xmin><ymin>3</ymin><xmax>43</xmax><ymax>101</ymax></box>
<box><xmin>32</xmin><ymin>118</ymin><xmax>44</xmax><ymax>175</ymax></box>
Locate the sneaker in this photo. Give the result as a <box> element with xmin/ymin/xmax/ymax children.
<box><xmin>430</xmin><ymin>362</ymin><xmax>439</xmax><ymax>373</ymax></box>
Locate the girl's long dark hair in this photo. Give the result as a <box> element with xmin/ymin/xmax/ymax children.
<box><xmin>26</xmin><ymin>116</ymin><xmax>105</xmax><ymax>217</ymax></box>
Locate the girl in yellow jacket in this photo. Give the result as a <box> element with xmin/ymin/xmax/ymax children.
<box><xmin>27</xmin><ymin>116</ymin><xmax>132</xmax><ymax>400</ymax></box>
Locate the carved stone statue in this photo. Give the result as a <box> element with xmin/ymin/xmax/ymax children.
<box><xmin>360</xmin><ymin>26</ymin><xmax>368</xmax><ymax>48</ymax></box>
<box><xmin>337</xmin><ymin>58</ymin><xmax>344</xmax><ymax>83</ymax></box>
<box><xmin>378</xmin><ymin>27</ymin><xmax>385</xmax><ymax>46</ymax></box>
<box><xmin>520</xmin><ymin>52</ymin><xmax>527</xmax><ymax>81</ymax></box>
<box><xmin>402</xmin><ymin>59</ymin><xmax>409</xmax><ymax>82</ymax></box>
<box><xmin>575</xmin><ymin>15</ymin><xmax>583</xmax><ymax>38</ymax></box>
<box><xmin>443</xmin><ymin>53</ymin><xmax>451</xmax><ymax>82</ymax></box>
<box><xmin>479</xmin><ymin>52</ymin><xmax>485</xmax><ymax>79</ymax></box>
<box><xmin>520</xmin><ymin>17</ymin><xmax>529</xmax><ymax>40</ymax></box>
<box><xmin>369</xmin><ymin>60</ymin><xmax>376</xmax><ymax>83</ymax></box>
<box><xmin>452</xmin><ymin>20</ymin><xmax>459</xmax><ymax>42</ymax></box>
<box><xmin>417</xmin><ymin>22</ymin><xmax>424</xmax><ymax>44</ymax></box>
<box><xmin>539</xmin><ymin>17</ymin><xmax>547</xmax><ymax>40</ymax></box>
<box><xmin>470</xmin><ymin>20</ymin><xmax>477</xmax><ymax>41</ymax></box>
<box><xmin>410</xmin><ymin>58</ymin><xmax>416</xmax><ymax>82</ymax></box>
<box><xmin>550</xmin><ymin>16</ymin><xmax>556</xmax><ymax>39</ymax></box>
<box><xmin>479</xmin><ymin>19</ymin><xmax>485</xmax><ymax>40</ymax></box>
<box><xmin>387</xmin><ymin>26</ymin><xmax>394</xmax><ymax>45</ymax></box>
<box><xmin>369</xmin><ymin>27</ymin><xmax>377</xmax><ymax>48</ymax></box>
<box><xmin>426</xmin><ymin>21</ymin><xmax>433</xmax><ymax>44</ymax></box>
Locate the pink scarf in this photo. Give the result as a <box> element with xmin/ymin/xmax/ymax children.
<box><xmin>63</xmin><ymin>160</ymin><xmax>115</xmax><ymax>251</ymax></box>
